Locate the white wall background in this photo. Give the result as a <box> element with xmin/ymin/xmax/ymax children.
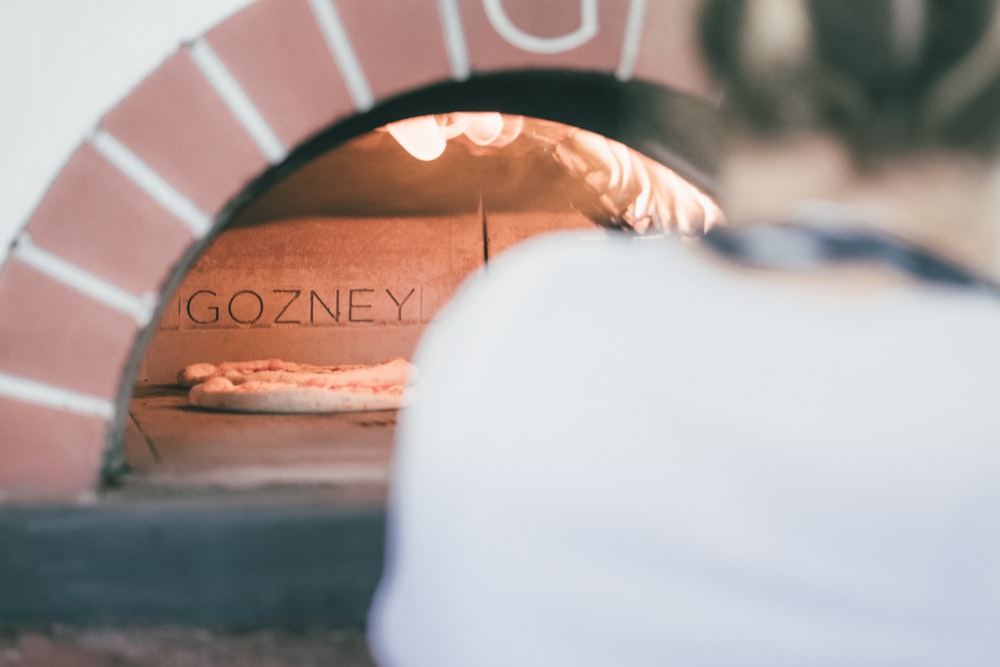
<box><xmin>0</xmin><ymin>0</ymin><xmax>254</xmax><ymax>265</ymax></box>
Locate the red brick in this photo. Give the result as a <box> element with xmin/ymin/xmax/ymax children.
<box><xmin>101</xmin><ymin>50</ymin><xmax>269</xmax><ymax>216</ymax></box>
<box><xmin>0</xmin><ymin>397</ymin><xmax>107</xmax><ymax>501</ymax></box>
<box><xmin>335</xmin><ymin>0</ymin><xmax>453</xmax><ymax>100</ymax></box>
<box><xmin>206</xmin><ymin>0</ymin><xmax>355</xmax><ymax>149</ymax></box>
<box><xmin>25</xmin><ymin>144</ymin><xmax>195</xmax><ymax>296</ymax></box>
<box><xmin>0</xmin><ymin>261</ymin><xmax>137</xmax><ymax>400</ymax></box>
<box><xmin>631</xmin><ymin>0</ymin><xmax>714</xmax><ymax>99</ymax></box>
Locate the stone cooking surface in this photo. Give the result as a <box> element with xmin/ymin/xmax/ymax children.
<box><xmin>126</xmin><ymin>383</ymin><xmax>395</xmax><ymax>492</ymax></box>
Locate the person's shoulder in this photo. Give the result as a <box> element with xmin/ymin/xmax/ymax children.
<box><xmin>425</xmin><ymin>229</ymin><xmax>719</xmax><ymax>350</ymax></box>
<box><xmin>416</xmin><ymin>229</ymin><xmax>708</xmax><ymax>371</ymax></box>
<box><xmin>484</xmin><ymin>228</ymin><xmax>626</xmax><ymax>280</ymax></box>
<box><xmin>464</xmin><ymin>229</ymin><xmax>693</xmax><ymax>301</ymax></box>
<box><xmin>491</xmin><ymin>228</ymin><xmax>686</xmax><ymax>268</ymax></box>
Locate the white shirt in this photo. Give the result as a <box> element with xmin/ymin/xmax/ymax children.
<box><xmin>370</xmin><ymin>229</ymin><xmax>1000</xmax><ymax>666</ymax></box>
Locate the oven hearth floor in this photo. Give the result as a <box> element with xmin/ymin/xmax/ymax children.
<box><xmin>125</xmin><ymin>384</ymin><xmax>396</xmax><ymax>493</ymax></box>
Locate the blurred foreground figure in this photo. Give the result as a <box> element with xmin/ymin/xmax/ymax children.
<box><xmin>370</xmin><ymin>1</ymin><xmax>1000</xmax><ymax>664</ymax></box>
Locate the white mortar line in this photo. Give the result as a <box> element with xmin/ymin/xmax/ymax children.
<box><xmin>146</xmin><ymin>464</ymin><xmax>390</xmax><ymax>488</ymax></box>
<box><xmin>616</xmin><ymin>0</ymin><xmax>648</xmax><ymax>80</ymax></box>
<box><xmin>12</xmin><ymin>233</ymin><xmax>156</xmax><ymax>327</ymax></box>
<box><xmin>307</xmin><ymin>0</ymin><xmax>375</xmax><ymax>111</ymax></box>
<box><xmin>437</xmin><ymin>0</ymin><xmax>471</xmax><ymax>80</ymax></box>
<box><xmin>89</xmin><ymin>129</ymin><xmax>211</xmax><ymax>239</ymax></box>
<box><xmin>189</xmin><ymin>39</ymin><xmax>288</xmax><ymax>164</ymax></box>
<box><xmin>0</xmin><ymin>372</ymin><xmax>115</xmax><ymax>420</ymax></box>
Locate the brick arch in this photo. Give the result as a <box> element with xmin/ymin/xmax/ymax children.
<box><xmin>0</xmin><ymin>0</ymin><xmax>712</xmax><ymax>501</ymax></box>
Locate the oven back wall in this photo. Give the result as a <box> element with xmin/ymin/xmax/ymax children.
<box><xmin>142</xmin><ymin>215</ymin><xmax>479</xmax><ymax>382</ymax></box>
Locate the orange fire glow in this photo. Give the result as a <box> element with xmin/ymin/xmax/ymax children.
<box><xmin>383</xmin><ymin>112</ymin><xmax>723</xmax><ymax>235</ymax></box>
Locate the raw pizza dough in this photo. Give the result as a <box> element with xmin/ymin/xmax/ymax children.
<box><xmin>180</xmin><ymin>357</ymin><xmax>415</xmax><ymax>413</ymax></box>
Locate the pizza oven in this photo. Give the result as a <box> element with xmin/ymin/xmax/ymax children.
<box><xmin>0</xmin><ymin>0</ymin><xmax>718</xmax><ymax>504</ymax></box>
<box><xmin>0</xmin><ymin>0</ymin><xmax>734</xmax><ymax>636</ymax></box>
<box><xmin>128</xmin><ymin>96</ymin><xmax>720</xmax><ymax>494</ymax></box>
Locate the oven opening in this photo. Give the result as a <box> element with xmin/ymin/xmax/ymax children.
<box><xmin>124</xmin><ymin>105</ymin><xmax>721</xmax><ymax>493</ymax></box>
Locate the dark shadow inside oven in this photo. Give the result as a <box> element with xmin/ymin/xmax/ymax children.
<box><xmin>116</xmin><ymin>71</ymin><xmax>721</xmax><ymax>495</ymax></box>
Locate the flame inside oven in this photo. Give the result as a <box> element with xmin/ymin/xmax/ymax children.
<box><xmin>384</xmin><ymin>112</ymin><xmax>723</xmax><ymax>235</ymax></box>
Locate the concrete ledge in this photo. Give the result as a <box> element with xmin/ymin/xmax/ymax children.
<box><xmin>0</xmin><ymin>486</ymin><xmax>385</xmax><ymax>628</ymax></box>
